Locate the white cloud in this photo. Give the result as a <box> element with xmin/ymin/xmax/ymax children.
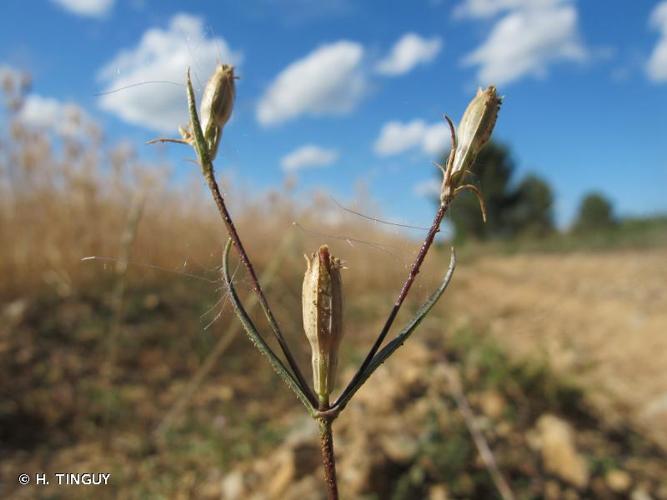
<box><xmin>0</xmin><ymin>64</ymin><xmax>22</xmax><ymax>81</ymax></box>
<box><xmin>0</xmin><ymin>64</ymin><xmax>28</xmax><ymax>89</ymax></box>
<box><xmin>374</xmin><ymin>119</ymin><xmax>450</xmax><ymax>157</ymax></box>
<box><xmin>413</xmin><ymin>178</ymin><xmax>441</xmax><ymax>198</ymax></box>
<box><xmin>19</xmin><ymin>95</ymin><xmax>98</xmax><ymax>138</ymax></box>
<box><xmin>647</xmin><ymin>1</ymin><xmax>667</xmax><ymax>82</ymax></box>
<box><xmin>454</xmin><ymin>0</ymin><xmax>567</xmax><ymax>19</ymax></box>
<box><xmin>51</xmin><ymin>0</ymin><xmax>114</xmax><ymax>18</ymax></box>
<box><xmin>462</xmin><ymin>4</ymin><xmax>588</xmax><ymax>85</ymax></box>
<box><xmin>422</xmin><ymin>122</ymin><xmax>452</xmax><ymax>155</ymax></box>
<box><xmin>256</xmin><ymin>41</ymin><xmax>366</xmax><ymax>126</ymax></box>
<box><xmin>374</xmin><ymin>120</ymin><xmax>427</xmax><ymax>156</ymax></box>
<box><xmin>281</xmin><ymin>145</ymin><xmax>338</xmax><ymax>172</ymax></box>
<box><xmin>97</xmin><ymin>13</ymin><xmax>242</xmax><ymax>133</ymax></box>
<box><xmin>376</xmin><ymin>33</ymin><xmax>443</xmax><ymax>76</ymax></box>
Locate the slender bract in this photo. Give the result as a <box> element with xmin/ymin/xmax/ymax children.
<box><xmin>178</xmin><ymin>64</ymin><xmax>236</xmax><ymax>161</ymax></box>
<box><xmin>222</xmin><ymin>240</ymin><xmax>317</xmax><ymax>416</ymax></box>
<box><xmin>302</xmin><ymin>245</ymin><xmax>344</xmax><ymax>407</ymax></box>
<box><xmin>335</xmin><ymin>249</ymin><xmax>456</xmax><ymax>412</ymax></box>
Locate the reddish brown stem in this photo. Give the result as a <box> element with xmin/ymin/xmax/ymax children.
<box><xmin>182</xmin><ymin>68</ymin><xmax>317</xmax><ymax>408</ymax></box>
<box><xmin>202</xmin><ymin>172</ymin><xmax>317</xmax><ymax>407</ymax></box>
<box><xmin>335</xmin><ymin>201</ymin><xmax>449</xmax><ymax>406</ymax></box>
<box><xmin>319</xmin><ymin>417</ymin><xmax>338</xmax><ymax>500</ymax></box>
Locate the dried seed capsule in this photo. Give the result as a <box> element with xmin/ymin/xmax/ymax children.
<box><xmin>302</xmin><ymin>245</ymin><xmax>344</xmax><ymax>406</ymax></box>
<box><xmin>199</xmin><ymin>64</ymin><xmax>236</xmax><ymax>160</ymax></box>
<box><xmin>450</xmin><ymin>86</ymin><xmax>501</xmax><ymax>183</ymax></box>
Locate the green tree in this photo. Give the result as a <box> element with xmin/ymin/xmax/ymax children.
<box><xmin>508</xmin><ymin>175</ymin><xmax>555</xmax><ymax>237</ymax></box>
<box><xmin>446</xmin><ymin>141</ymin><xmax>555</xmax><ymax>241</ymax></box>
<box><xmin>448</xmin><ymin>141</ymin><xmax>515</xmax><ymax>241</ymax></box>
<box><xmin>573</xmin><ymin>192</ymin><xmax>616</xmax><ymax>232</ymax></box>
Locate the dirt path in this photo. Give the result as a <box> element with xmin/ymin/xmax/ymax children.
<box><xmin>447</xmin><ymin>248</ymin><xmax>667</xmax><ymax>450</ymax></box>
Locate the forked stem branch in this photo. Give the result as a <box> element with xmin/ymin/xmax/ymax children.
<box><xmin>150</xmin><ymin>64</ymin><xmax>501</xmax><ymax>499</ymax></box>
<box><xmin>336</xmin><ymin>200</ymin><xmax>449</xmax><ymax>406</ymax></box>
<box><xmin>182</xmin><ymin>69</ymin><xmax>317</xmax><ymax>408</ymax></box>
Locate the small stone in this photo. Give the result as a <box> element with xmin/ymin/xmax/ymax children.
<box><xmin>496</xmin><ymin>421</ymin><xmax>513</xmax><ymax>437</ymax></box>
<box><xmin>657</xmin><ymin>482</ymin><xmax>667</xmax><ymax>499</ymax></box>
<box><xmin>631</xmin><ymin>487</ymin><xmax>653</xmax><ymax>500</ymax></box>
<box><xmin>401</xmin><ymin>364</ymin><xmax>424</xmax><ymax>388</ymax></box>
<box><xmin>535</xmin><ymin>414</ymin><xmax>590</xmax><ymax>488</ymax></box>
<box><xmin>2</xmin><ymin>299</ymin><xmax>28</xmax><ymax>325</ymax></box>
<box><xmin>429</xmin><ymin>484</ymin><xmax>450</xmax><ymax>500</ymax></box>
<box><xmin>282</xmin><ymin>476</ymin><xmax>323</xmax><ymax>500</ymax></box>
<box><xmin>479</xmin><ymin>390</ymin><xmax>506</xmax><ymax>419</ymax></box>
<box><xmin>591</xmin><ymin>477</ymin><xmax>608</xmax><ymax>498</ymax></box>
<box><xmin>266</xmin><ymin>423</ymin><xmax>320</xmax><ymax>499</ymax></box>
<box><xmin>380</xmin><ymin>434</ymin><xmax>418</xmax><ymax>463</ymax></box>
<box><xmin>218</xmin><ymin>385</ymin><xmax>234</xmax><ymax>401</ymax></box>
<box><xmin>545</xmin><ymin>480</ymin><xmax>561</xmax><ymax>500</ymax></box>
<box><xmin>143</xmin><ymin>293</ymin><xmax>160</xmax><ymax>309</ymax></box>
<box><xmin>606</xmin><ymin>469</ymin><xmax>632</xmax><ymax>493</ymax></box>
<box><xmin>563</xmin><ymin>488</ymin><xmax>581</xmax><ymax>500</ymax></box>
<box><xmin>268</xmin><ymin>449</ymin><xmax>299</xmax><ymax>498</ymax></box>
<box><xmin>221</xmin><ymin>471</ymin><xmax>244</xmax><ymax>499</ymax></box>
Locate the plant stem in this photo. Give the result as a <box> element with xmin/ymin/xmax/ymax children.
<box><xmin>201</xmin><ymin>169</ymin><xmax>315</xmax><ymax>403</ymax></box>
<box><xmin>223</xmin><ymin>240</ymin><xmax>317</xmax><ymax>416</ymax></box>
<box><xmin>333</xmin><ymin>249</ymin><xmax>456</xmax><ymax>412</ymax></box>
<box><xmin>318</xmin><ymin>417</ymin><xmax>339</xmax><ymax>500</ymax></box>
<box><xmin>336</xmin><ymin>201</ymin><xmax>449</xmax><ymax>406</ymax></box>
<box><xmin>184</xmin><ymin>69</ymin><xmax>317</xmax><ymax>408</ymax></box>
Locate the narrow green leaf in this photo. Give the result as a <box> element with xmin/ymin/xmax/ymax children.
<box><xmin>222</xmin><ymin>239</ymin><xmax>316</xmax><ymax>416</ymax></box>
<box><xmin>334</xmin><ymin>248</ymin><xmax>456</xmax><ymax>411</ymax></box>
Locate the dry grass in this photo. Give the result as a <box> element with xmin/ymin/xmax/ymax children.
<box><xmin>0</xmin><ymin>94</ymin><xmax>426</xmax><ymax>303</ymax></box>
<box><xmin>0</xmin><ymin>81</ymin><xmax>441</xmax><ymax>386</ymax></box>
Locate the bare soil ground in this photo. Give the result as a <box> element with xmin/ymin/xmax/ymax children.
<box><xmin>447</xmin><ymin>247</ymin><xmax>667</xmax><ymax>450</ymax></box>
<box><xmin>2</xmin><ymin>245</ymin><xmax>666</xmax><ymax>498</ymax></box>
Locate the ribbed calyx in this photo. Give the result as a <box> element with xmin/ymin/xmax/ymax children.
<box><xmin>440</xmin><ymin>86</ymin><xmax>501</xmax><ymax>205</ymax></box>
<box><xmin>199</xmin><ymin>64</ymin><xmax>235</xmax><ymax>159</ymax></box>
<box><xmin>450</xmin><ymin>86</ymin><xmax>500</xmax><ymax>182</ymax></box>
<box><xmin>302</xmin><ymin>245</ymin><xmax>344</xmax><ymax>407</ymax></box>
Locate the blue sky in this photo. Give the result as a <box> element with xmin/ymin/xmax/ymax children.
<box><xmin>1</xmin><ymin>0</ymin><xmax>666</xmax><ymax>228</ymax></box>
